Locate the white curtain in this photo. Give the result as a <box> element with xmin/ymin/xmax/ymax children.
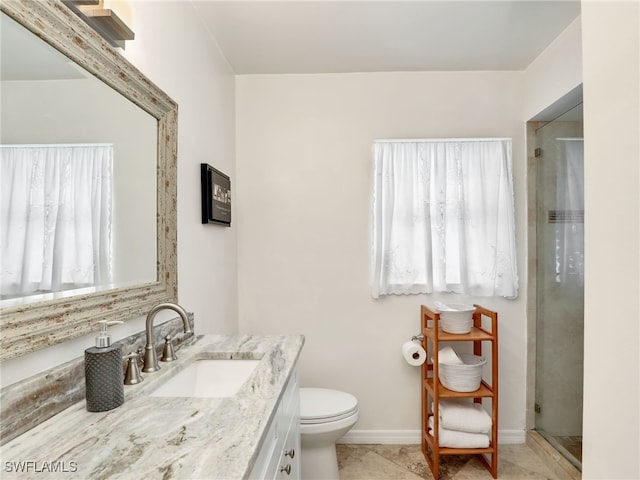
<box><xmin>555</xmin><ymin>139</ymin><xmax>584</xmax><ymax>285</ymax></box>
<box><xmin>0</xmin><ymin>144</ymin><xmax>113</xmax><ymax>298</ymax></box>
<box><xmin>371</xmin><ymin>139</ymin><xmax>518</xmax><ymax>299</ymax></box>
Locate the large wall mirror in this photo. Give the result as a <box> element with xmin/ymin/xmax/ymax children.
<box><xmin>0</xmin><ymin>0</ymin><xmax>178</xmax><ymax>360</ymax></box>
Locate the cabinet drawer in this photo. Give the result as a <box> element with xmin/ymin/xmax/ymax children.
<box><xmin>276</xmin><ymin>403</ymin><xmax>301</xmax><ymax>480</ymax></box>
<box><xmin>248</xmin><ymin>416</ymin><xmax>280</xmax><ymax>480</ymax></box>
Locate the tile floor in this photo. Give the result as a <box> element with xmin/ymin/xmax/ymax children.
<box><xmin>337</xmin><ymin>443</ymin><xmax>570</xmax><ymax>480</ymax></box>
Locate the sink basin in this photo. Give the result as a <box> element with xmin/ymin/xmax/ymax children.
<box><xmin>150</xmin><ymin>359</ymin><xmax>260</xmax><ymax>398</ymax></box>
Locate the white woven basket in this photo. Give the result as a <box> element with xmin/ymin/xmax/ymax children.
<box><xmin>439</xmin><ymin>353</ymin><xmax>486</xmax><ymax>392</ymax></box>
<box><xmin>436</xmin><ymin>304</ymin><xmax>476</xmax><ymax>334</ymax></box>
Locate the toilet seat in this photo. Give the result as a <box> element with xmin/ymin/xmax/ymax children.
<box><xmin>300</xmin><ymin>388</ymin><xmax>358</xmax><ymax>425</ymax></box>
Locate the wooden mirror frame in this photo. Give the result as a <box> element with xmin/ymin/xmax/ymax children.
<box><xmin>0</xmin><ymin>0</ymin><xmax>178</xmax><ymax>360</ymax></box>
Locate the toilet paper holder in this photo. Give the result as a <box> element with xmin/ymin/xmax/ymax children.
<box><xmin>411</xmin><ymin>333</ymin><xmax>424</xmax><ymax>343</ymax></box>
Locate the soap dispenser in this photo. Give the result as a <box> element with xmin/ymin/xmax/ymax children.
<box><xmin>85</xmin><ymin>320</ymin><xmax>125</xmax><ymax>412</ymax></box>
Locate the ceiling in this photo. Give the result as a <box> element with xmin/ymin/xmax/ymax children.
<box><xmin>193</xmin><ymin>1</ymin><xmax>581</xmax><ymax>74</ymax></box>
<box><xmin>2</xmin><ymin>1</ymin><xmax>582</xmax><ymax>80</ymax></box>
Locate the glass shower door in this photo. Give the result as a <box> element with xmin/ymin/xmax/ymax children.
<box><xmin>534</xmin><ymin>103</ymin><xmax>584</xmax><ymax>469</ymax></box>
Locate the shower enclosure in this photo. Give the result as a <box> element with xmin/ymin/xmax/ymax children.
<box><xmin>533</xmin><ymin>102</ymin><xmax>584</xmax><ymax>469</ymax></box>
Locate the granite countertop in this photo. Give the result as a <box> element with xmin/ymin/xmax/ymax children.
<box><xmin>0</xmin><ymin>334</ymin><xmax>305</xmax><ymax>480</ymax></box>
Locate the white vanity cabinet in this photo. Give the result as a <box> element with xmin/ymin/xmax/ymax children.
<box><xmin>249</xmin><ymin>369</ymin><xmax>300</xmax><ymax>480</ymax></box>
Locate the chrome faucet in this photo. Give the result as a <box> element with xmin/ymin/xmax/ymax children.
<box><xmin>142</xmin><ymin>302</ymin><xmax>192</xmax><ymax>373</ymax></box>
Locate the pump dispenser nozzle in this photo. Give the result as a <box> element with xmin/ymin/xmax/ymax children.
<box><xmin>95</xmin><ymin>320</ymin><xmax>123</xmax><ymax>348</ymax></box>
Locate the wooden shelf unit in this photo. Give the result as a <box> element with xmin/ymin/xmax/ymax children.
<box><xmin>421</xmin><ymin>304</ymin><xmax>498</xmax><ymax>479</ymax></box>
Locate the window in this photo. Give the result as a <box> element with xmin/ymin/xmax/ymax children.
<box><xmin>370</xmin><ymin>138</ymin><xmax>518</xmax><ymax>299</ymax></box>
<box><xmin>1</xmin><ymin>144</ymin><xmax>113</xmax><ymax>299</ymax></box>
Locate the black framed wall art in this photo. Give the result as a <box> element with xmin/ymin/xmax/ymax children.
<box><xmin>201</xmin><ymin>163</ymin><xmax>231</xmax><ymax>226</ymax></box>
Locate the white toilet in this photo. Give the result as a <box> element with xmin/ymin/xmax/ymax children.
<box><xmin>299</xmin><ymin>388</ymin><xmax>359</xmax><ymax>480</ymax></box>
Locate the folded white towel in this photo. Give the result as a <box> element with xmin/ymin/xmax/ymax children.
<box><xmin>434</xmin><ymin>399</ymin><xmax>492</xmax><ymax>434</ymax></box>
<box><xmin>438</xmin><ymin>346</ymin><xmax>463</xmax><ymax>365</ymax></box>
<box><xmin>428</xmin><ymin>417</ymin><xmax>490</xmax><ymax>448</ymax></box>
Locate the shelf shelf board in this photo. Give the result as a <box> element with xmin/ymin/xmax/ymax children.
<box><xmin>66</xmin><ymin>4</ymin><xmax>135</xmax><ymax>48</ymax></box>
<box><xmin>82</xmin><ymin>8</ymin><xmax>134</xmax><ymax>38</ymax></box>
<box><xmin>425</xmin><ymin>378</ymin><xmax>494</xmax><ymax>398</ymax></box>
<box><xmin>423</xmin><ymin>326</ymin><xmax>494</xmax><ymax>342</ymax></box>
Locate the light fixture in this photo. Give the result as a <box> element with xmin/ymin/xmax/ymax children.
<box><xmin>63</xmin><ymin>0</ymin><xmax>134</xmax><ymax>49</ymax></box>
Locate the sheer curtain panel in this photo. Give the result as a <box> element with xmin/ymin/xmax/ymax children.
<box><xmin>0</xmin><ymin>144</ymin><xmax>113</xmax><ymax>298</ymax></box>
<box><xmin>371</xmin><ymin>139</ymin><xmax>518</xmax><ymax>299</ymax></box>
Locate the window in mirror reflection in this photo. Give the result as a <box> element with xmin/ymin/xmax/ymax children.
<box><xmin>1</xmin><ymin>144</ymin><xmax>113</xmax><ymax>300</ymax></box>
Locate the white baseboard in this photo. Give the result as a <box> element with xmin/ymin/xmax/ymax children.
<box><xmin>339</xmin><ymin>430</ymin><xmax>421</xmax><ymax>445</ymax></box>
<box><xmin>339</xmin><ymin>429</ymin><xmax>526</xmax><ymax>445</ymax></box>
<box><xmin>499</xmin><ymin>429</ymin><xmax>527</xmax><ymax>444</ymax></box>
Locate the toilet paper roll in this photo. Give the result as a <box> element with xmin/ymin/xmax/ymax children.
<box><xmin>402</xmin><ymin>340</ymin><xmax>426</xmax><ymax>366</ymax></box>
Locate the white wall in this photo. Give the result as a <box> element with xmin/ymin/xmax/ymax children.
<box><xmin>0</xmin><ymin>2</ymin><xmax>237</xmax><ymax>386</ymax></box>
<box><xmin>123</xmin><ymin>2</ymin><xmax>237</xmax><ymax>336</ymax></box>
<box><xmin>523</xmin><ymin>17</ymin><xmax>583</xmax><ymax>121</ymax></box>
<box><xmin>236</xmin><ymin>72</ymin><xmax>529</xmax><ymax>440</ymax></box>
<box><xmin>581</xmin><ymin>1</ymin><xmax>640</xmax><ymax>478</ymax></box>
